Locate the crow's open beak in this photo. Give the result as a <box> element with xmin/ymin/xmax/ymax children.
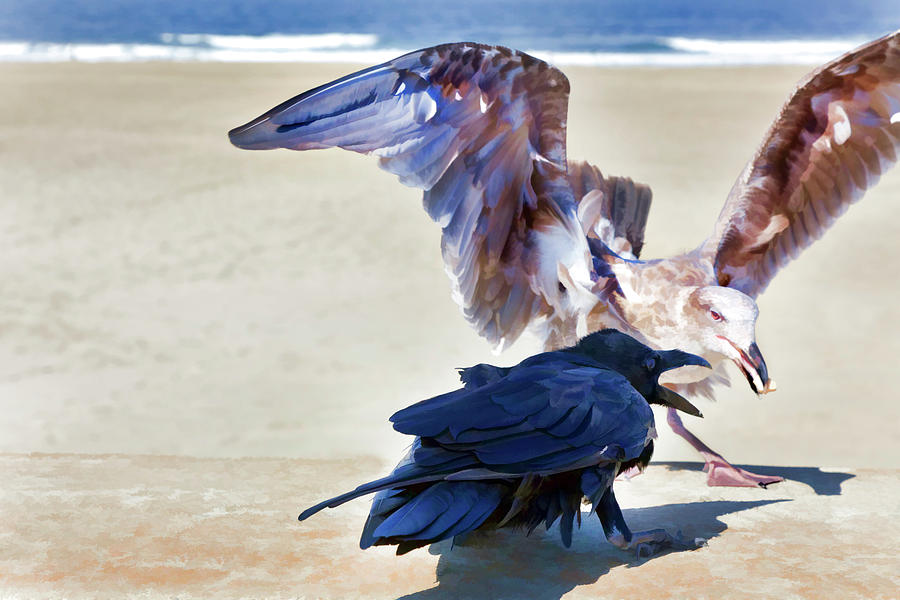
<box><xmin>654</xmin><ymin>349</ymin><xmax>710</xmax><ymax>417</ymax></box>
<box><xmin>655</xmin><ymin>385</ymin><xmax>703</xmax><ymax>417</ymax></box>
<box><xmin>658</xmin><ymin>349</ymin><xmax>711</xmax><ymax>373</ymax></box>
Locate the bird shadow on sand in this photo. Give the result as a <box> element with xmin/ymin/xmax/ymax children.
<box><xmin>396</xmin><ymin>498</ymin><xmax>788</xmax><ymax>600</ymax></box>
<box><xmin>653</xmin><ymin>462</ymin><xmax>854</xmax><ymax>496</ymax></box>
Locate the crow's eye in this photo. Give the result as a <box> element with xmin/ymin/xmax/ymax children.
<box><xmin>709</xmin><ymin>310</ymin><xmax>723</xmax><ymax>322</ymax></box>
<box><xmin>643</xmin><ymin>357</ymin><xmax>657</xmax><ymax>371</ymax></box>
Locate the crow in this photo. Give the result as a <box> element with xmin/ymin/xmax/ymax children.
<box><xmin>299</xmin><ymin>329</ymin><xmax>710</xmax><ymax>556</ymax></box>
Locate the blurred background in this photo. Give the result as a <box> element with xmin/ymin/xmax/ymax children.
<box><xmin>0</xmin><ymin>1</ymin><xmax>897</xmax><ymax>469</ymax></box>
<box><xmin>1</xmin><ymin>0</ymin><xmax>898</xmax><ymax>64</ymax></box>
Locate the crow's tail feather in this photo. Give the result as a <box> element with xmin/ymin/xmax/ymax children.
<box><xmin>363</xmin><ymin>481</ymin><xmax>507</xmax><ymax>553</ymax></box>
<box><xmin>298</xmin><ymin>454</ymin><xmax>475</xmax><ymax>521</ymax></box>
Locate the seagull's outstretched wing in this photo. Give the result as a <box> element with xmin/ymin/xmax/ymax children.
<box><xmin>705</xmin><ymin>30</ymin><xmax>900</xmax><ymax>298</ymax></box>
<box><xmin>229</xmin><ymin>43</ymin><xmax>610</xmax><ymax>348</ymax></box>
<box><xmin>567</xmin><ymin>160</ymin><xmax>653</xmax><ymax>260</ymax></box>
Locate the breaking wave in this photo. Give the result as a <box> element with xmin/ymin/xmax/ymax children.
<box><xmin>0</xmin><ymin>33</ymin><xmax>868</xmax><ymax>66</ymax></box>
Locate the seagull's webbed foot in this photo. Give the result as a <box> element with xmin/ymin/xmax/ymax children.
<box><xmin>704</xmin><ymin>459</ymin><xmax>784</xmax><ymax>488</ymax></box>
<box><xmin>666</xmin><ymin>407</ymin><xmax>784</xmax><ymax>488</ymax></box>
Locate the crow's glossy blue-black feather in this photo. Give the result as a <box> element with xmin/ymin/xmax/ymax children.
<box><xmin>450</xmin><ymin>420</ymin><xmax>535</xmax><ymax>444</ymax></box>
<box><xmin>359</xmin><ymin>440</ymin><xmax>423</xmax><ymax>550</ymax></box>
<box><xmin>373</xmin><ymin>483</ymin><xmax>456</xmax><ymax>539</ymax></box>
<box><xmin>406</xmin><ymin>490</ymin><xmax>471</xmax><ymax>541</ymax></box>
<box><xmin>457</xmin><ymin>363</ymin><xmax>510</xmax><ymax>388</ymax></box>
<box><xmin>359</xmin><ymin>487</ymin><xmax>409</xmax><ymax>549</ymax></box>
<box><xmin>559</xmin><ymin>492</ymin><xmax>577</xmax><ymax>548</ymax></box>
<box><xmin>545</xmin><ymin>401</ymin><xmax>593</xmax><ymax>438</ymax></box>
<box><xmin>410</xmin><ymin>483</ymin><xmax>504</xmax><ymax>541</ymax></box>
<box><xmin>297</xmin><ymin>453</ymin><xmax>479</xmax><ymax>521</ymax></box>
<box><xmin>526</xmin><ymin>404</ymin><xmax>577</xmax><ymax>430</ymax></box>
<box><xmin>544</xmin><ymin>491</ymin><xmax>562</xmax><ymax>529</ymax></box>
<box><xmin>371</xmin><ymin>481</ymin><xmax>504</xmax><ymax>542</ymax></box>
<box><xmin>581</xmin><ymin>464</ymin><xmax>617</xmax><ymax>508</ymax></box>
<box><xmin>390</xmin><ymin>354</ymin><xmax>652</xmax><ymax>476</ymax></box>
<box><xmin>436</xmin><ymin>488</ymin><xmax>504</xmax><ymax>540</ymax></box>
<box><xmin>393</xmin><ymin>353</ymin><xmax>579</xmax><ymax>434</ymax></box>
<box><xmin>410</xmin><ymin>442</ymin><xmax>473</xmax><ymax>468</ymax></box>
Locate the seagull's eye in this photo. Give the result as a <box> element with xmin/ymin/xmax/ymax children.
<box><xmin>643</xmin><ymin>357</ymin><xmax>657</xmax><ymax>371</ymax></box>
<box><xmin>709</xmin><ymin>310</ymin><xmax>723</xmax><ymax>322</ymax></box>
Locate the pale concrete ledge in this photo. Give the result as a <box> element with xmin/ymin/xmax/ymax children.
<box><xmin>1</xmin><ymin>454</ymin><xmax>897</xmax><ymax>599</ymax></box>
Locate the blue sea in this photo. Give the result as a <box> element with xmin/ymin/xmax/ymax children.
<box><xmin>0</xmin><ymin>0</ymin><xmax>897</xmax><ymax>65</ymax></box>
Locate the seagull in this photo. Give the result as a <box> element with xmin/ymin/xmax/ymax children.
<box><xmin>229</xmin><ymin>31</ymin><xmax>900</xmax><ymax>487</ymax></box>
<box><xmin>298</xmin><ymin>329</ymin><xmax>709</xmax><ymax>556</ymax></box>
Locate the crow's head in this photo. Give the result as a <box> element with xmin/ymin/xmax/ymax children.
<box><xmin>574</xmin><ymin>329</ymin><xmax>709</xmax><ymax>416</ymax></box>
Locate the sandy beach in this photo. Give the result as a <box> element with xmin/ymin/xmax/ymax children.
<box><xmin>1</xmin><ymin>61</ymin><xmax>898</xmax><ymax>597</ymax></box>
<box><xmin>2</xmin><ymin>61</ymin><xmax>897</xmax><ymax>465</ymax></box>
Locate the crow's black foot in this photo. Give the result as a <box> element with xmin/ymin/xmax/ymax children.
<box><xmin>628</xmin><ymin>528</ymin><xmax>707</xmax><ymax>560</ymax></box>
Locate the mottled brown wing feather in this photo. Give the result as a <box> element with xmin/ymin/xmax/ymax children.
<box><xmin>567</xmin><ymin>160</ymin><xmax>653</xmax><ymax>260</ymax></box>
<box><xmin>707</xmin><ymin>30</ymin><xmax>900</xmax><ymax>298</ymax></box>
<box><xmin>230</xmin><ymin>43</ymin><xmax>605</xmax><ymax>349</ymax></box>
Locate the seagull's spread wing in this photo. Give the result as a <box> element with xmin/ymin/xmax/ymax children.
<box><xmin>567</xmin><ymin>160</ymin><xmax>653</xmax><ymax>260</ymax></box>
<box><xmin>706</xmin><ymin>30</ymin><xmax>900</xmax><ymax>297</ymax></box>
<box><xmin>390</xmin><ymin>357</ymin><xmax>653</xmax><ymax>475</ymax></box>
<box><xmin>229</xmin><ymin>43</ymin><xmax>612</xmax><ymax>348</ymax></box>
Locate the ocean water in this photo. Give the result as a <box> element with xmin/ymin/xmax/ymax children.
<box><xmin>0</xmin><ymin>0</ymin><xmax>897</xmax><ymax>65</ymax></box>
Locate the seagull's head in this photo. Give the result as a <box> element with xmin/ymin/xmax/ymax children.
<box><xmin>689</xmin><ymin>286</ymin><xmax>775</xmax><ymax>395</ymax></box>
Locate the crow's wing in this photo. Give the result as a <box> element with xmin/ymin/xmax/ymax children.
<box><xmin>705</xmin><ymin>30</ymin><xmax>900</xmax><ymax>297</ymax></box>
<box><xmin>229</xmin><ymin>43</ymin><xmax>616</xmax><ymax>349</ymax></box>
<box><xmin>299</xmin><ymin>357</ymin><xmax>652</xmax><ymax>521</ymax></box>
<box><xmin>391</xmin><ymin>359</ymin><xmax>654</xmax><ymax>475</ymax></box>
<box><xmin>457</xmin><ymin>363</ymin><xmax>510</xmax><ymax>388</ymax></box>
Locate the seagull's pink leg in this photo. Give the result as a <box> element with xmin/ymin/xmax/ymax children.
<box><xmin>666</xmin><ymin>407</ymin><xmax>784</xmax><ymax>488</ymax></box>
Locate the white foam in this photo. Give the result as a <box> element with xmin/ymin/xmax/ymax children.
<box><xmin>530</xmin><ymin>37</ymin><xmax>864</xmax><ymax>67</ymax></box>
<box><xmin>169</xmin><ymin>32</ymin><xmax>379</xmax><ymax>50</ymax></box>
<box><xmin>0</xmin><ymin>42</ymin><xmax>406</xmax><ymax>64</ymax></box>
<box><xmin>0</xmin><ymin>35</ymin><xmax>869</xmax><ymax>67</ymax></box>
<box><xmin>665</xmin><ymin>37</ymin><xmax>858</xmax><ymax>57</ymax></box>
<box><xmin>0</xmin><ymin>42</ymin><xmax>207</xmax><ymax>61</ymax></box>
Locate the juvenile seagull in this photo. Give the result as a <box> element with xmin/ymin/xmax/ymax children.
<box><xmin>299</xmin><ymin>329</ymin><xmax>709</xmax><ymax>556</ymax></box>
<box><xmin>229</xmin><ymin>32</ymin><xmax>900</xmax><ymax>486</ymax></box>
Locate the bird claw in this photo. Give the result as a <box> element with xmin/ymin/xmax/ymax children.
<box><xmin>628</xmin><ymin>529</ymin><xmax>706</xmax><ymax>560</ymax></box>
<box><xmin>634</xmin><ymin>542</ymin><xmax>655</xmax><ymax>560</ymax></box>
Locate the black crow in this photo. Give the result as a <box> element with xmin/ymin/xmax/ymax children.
<box><xmin>299</xmin><ymin>329</ymin><xmax>709</xmax><ymax>556</ymax></box>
